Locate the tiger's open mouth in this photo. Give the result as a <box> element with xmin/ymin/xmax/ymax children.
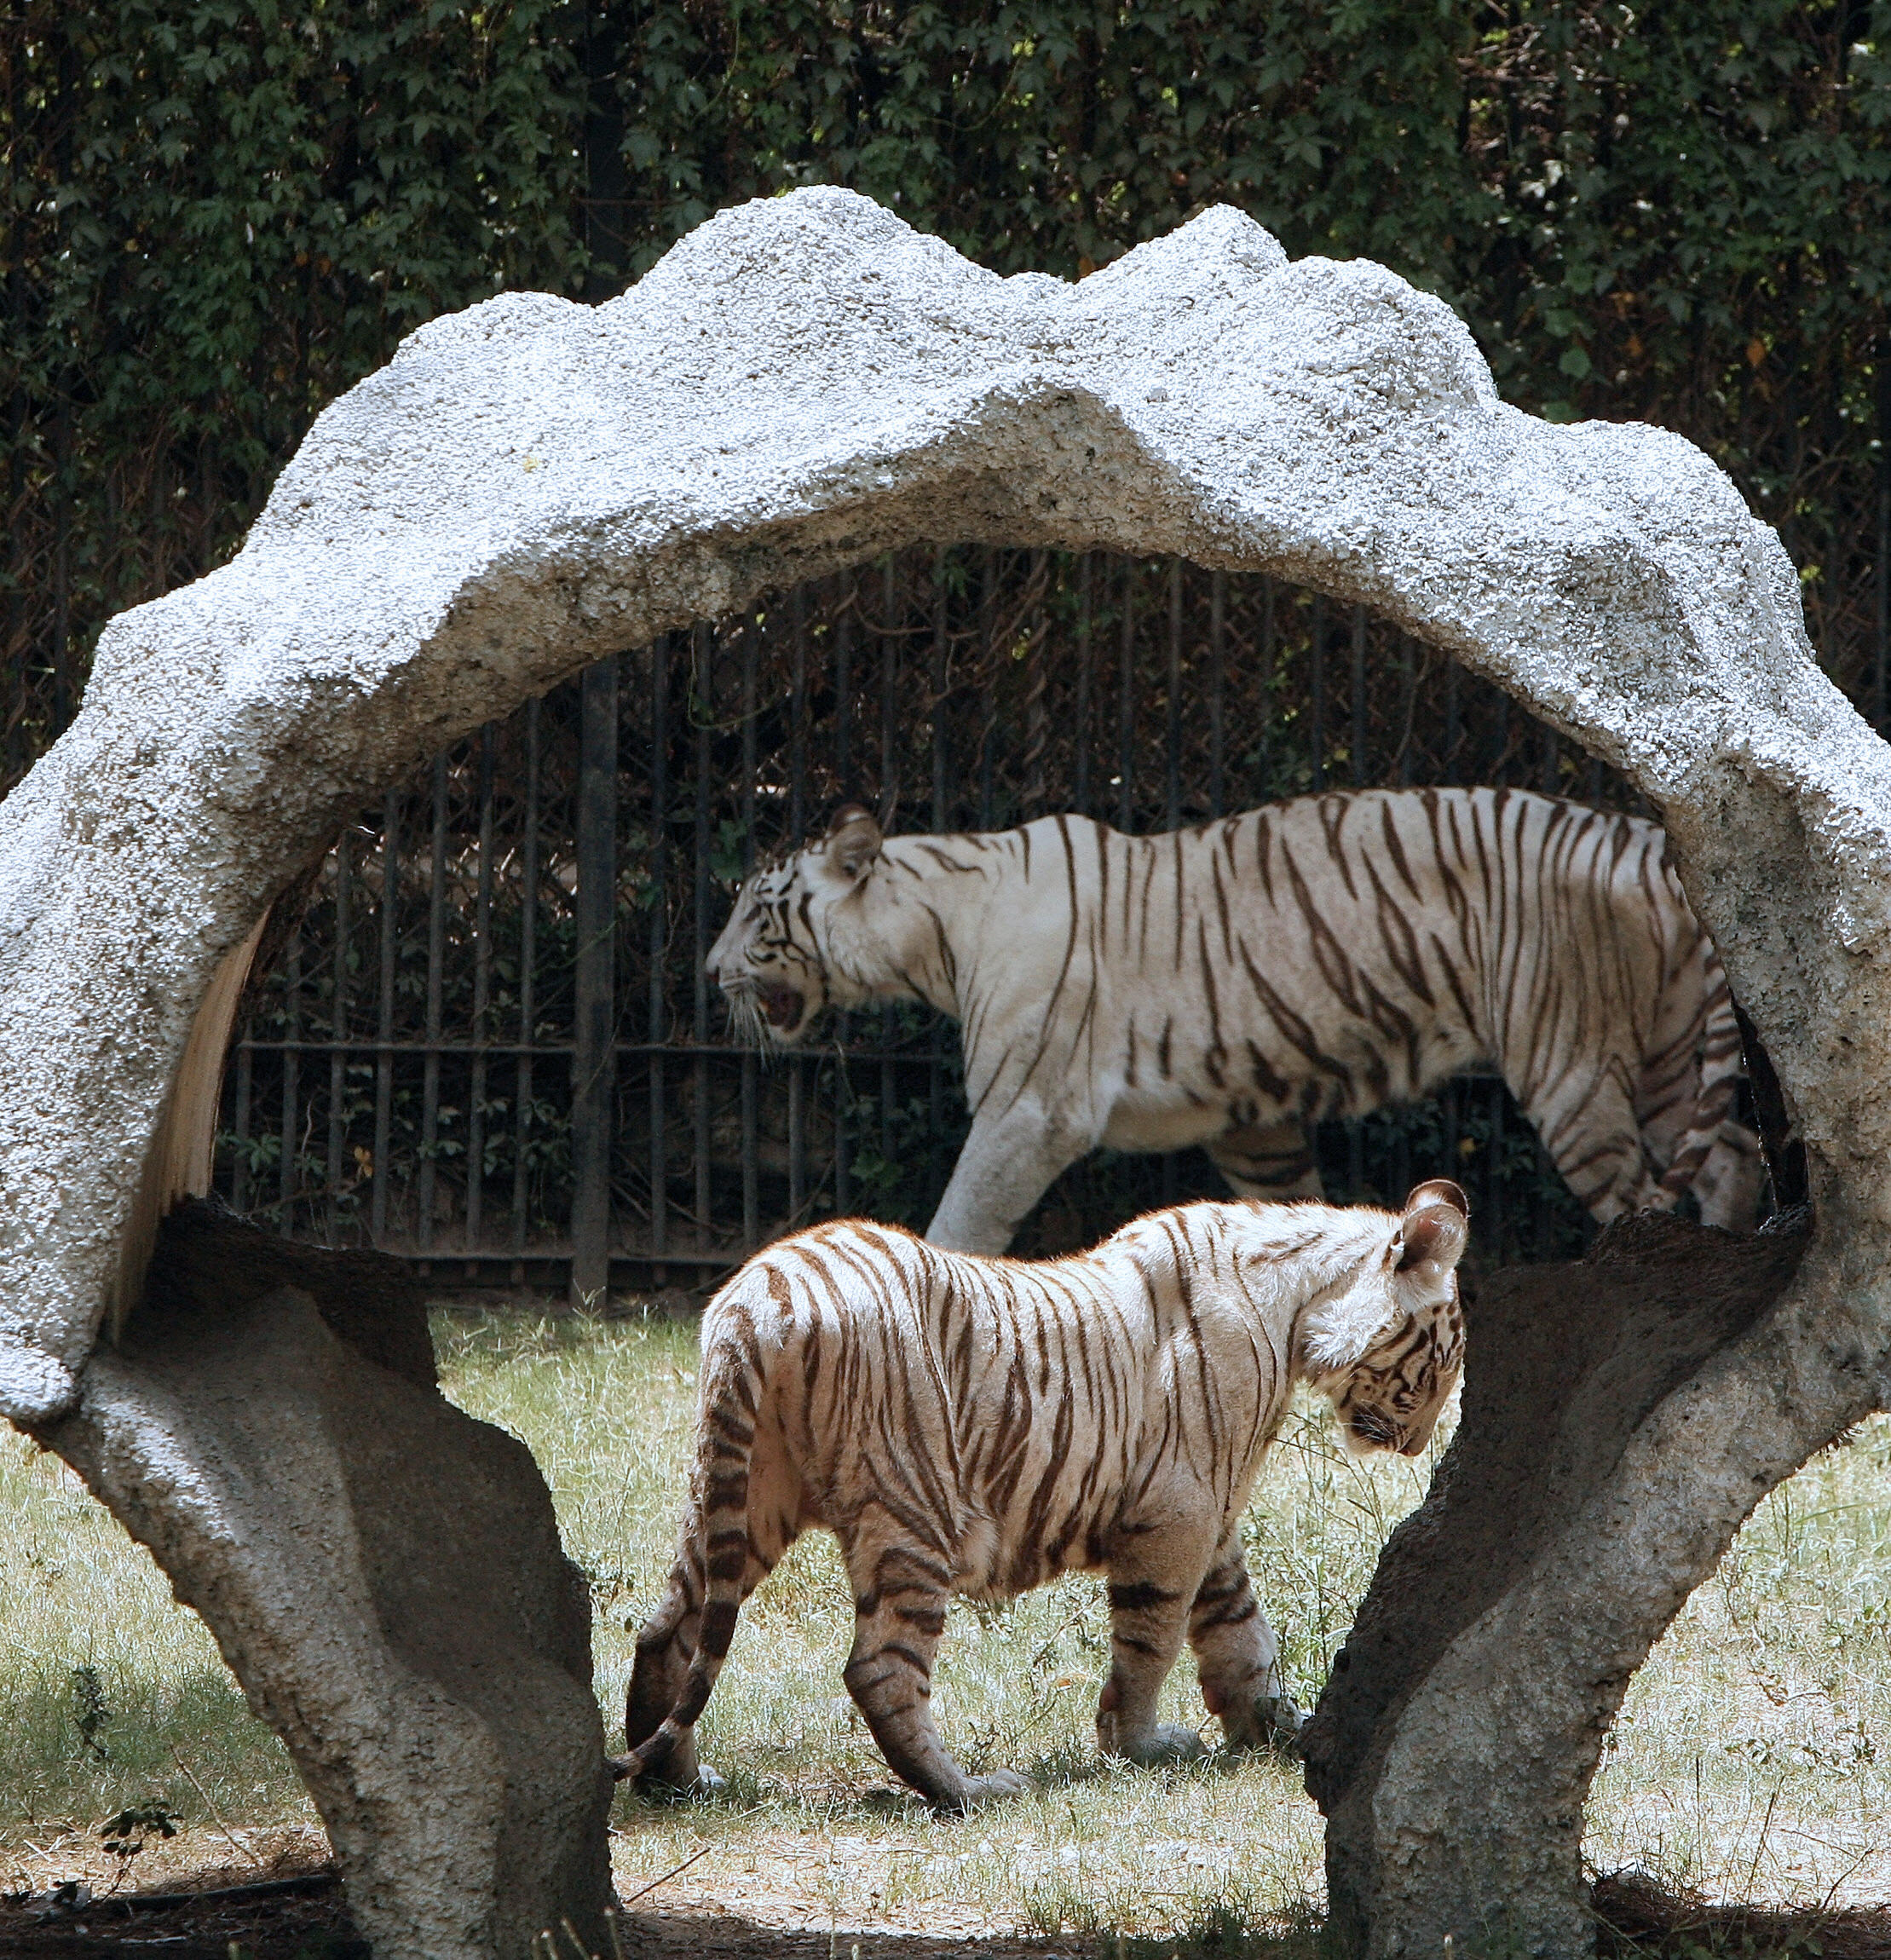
<box><xmin>758</xmin><ymin>983</ymin><xmax>803</xmax><ymax>1031</ymax></box>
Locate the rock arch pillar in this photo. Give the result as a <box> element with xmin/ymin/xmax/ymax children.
<box><xmin>3</xmin><ymin>187</ymin><xmax>1888</xmax><ymax>1957</ymax></box>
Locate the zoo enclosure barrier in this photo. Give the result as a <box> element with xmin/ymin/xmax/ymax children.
<box><xmin>216</xmin><ymin>546</ymin><xmax>1681</xmax><ymax>1293</ymax></box>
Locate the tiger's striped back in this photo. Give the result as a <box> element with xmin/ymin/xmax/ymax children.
<box><xmin>708</xmin><ymin>788</ymin><xmax>1761</xmax><ymax>1254</ymax></box>
<box><xmin>619</xmin><ymin>1182</ymin><xmax>1468</xmax><ymax>1811</ymax></box>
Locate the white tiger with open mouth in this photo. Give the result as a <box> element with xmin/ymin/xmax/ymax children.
<box><xmin>706</xmin><ymin>789</ymin><xmax>1761</xmax><ymax>1254</ymax></box>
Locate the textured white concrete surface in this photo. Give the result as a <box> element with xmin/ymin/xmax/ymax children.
<box><xmin>5</xmin><ymin>183</ymin><xmax>1891</xmax><ymax>1960</ymax></box>
<box><xmin>0</xmin><ymin>185</ymin><xmax>1877</xmax><ymax>1411</ymax></box>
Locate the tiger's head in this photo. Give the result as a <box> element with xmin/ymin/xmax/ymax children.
<box><xmin>1303</xmin><ymin>1179</ymin><xmax>1468</xmax><ymax>1460</ymax></box>
<box><xmin>706</xmin><ymin>805</ymin><xmax>885</xmax><ymax>1048</ymax></box>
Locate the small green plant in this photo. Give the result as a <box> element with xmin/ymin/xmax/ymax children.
<box><xmin>70</xmin><ymin>1663</ymin><xmax>111</xmax><ymax>1761</ymax></box>
<box><xmin>101</xmin><ymin>1801</ymin><xmax>182</xmax><ymax>1873</ymax></box>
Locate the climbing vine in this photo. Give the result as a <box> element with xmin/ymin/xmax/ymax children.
<box><xmin>5</xmin><ymin>1</ymin><xmax>1888</xmax><ymax>786</ymax></box>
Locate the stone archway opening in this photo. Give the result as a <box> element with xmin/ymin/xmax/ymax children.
<box><xmin>2</xmin><ymin>187</ymin><xmax>1886</xmax><ymax>1959</ymax></box>
<box><xmin>210</xmin><ymin>556</ymin><xmax>1687</xmax><ymax>1314</ymax></box>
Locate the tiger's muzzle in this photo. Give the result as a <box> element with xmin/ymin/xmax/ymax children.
<box><xmin>1346</xmin><ymin>1406</ymin><xmax>1403</xmax><ymax>1453</ymax></box>
<box><xmin>715</xmin><ymin>969</ymin><xmax>813</xmax><ymax>1047</ymax></box>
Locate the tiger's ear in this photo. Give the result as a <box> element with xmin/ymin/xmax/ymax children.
<box><xmin>824</xmin><ymin>805</ymin><xmax>883</xmax><ymax>885</ymax></box>
<box><xmin>1394</xmin><ymin>1179</ymin><xmax>1468</xmax><ymax>1274</ymax></box>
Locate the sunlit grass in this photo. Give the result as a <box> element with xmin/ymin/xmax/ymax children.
<box><xmin>3</xmin><ymin>1303</ymin><xmax>1891</xmax><ymax>1943</ymax></box>
<box><xmin>0</xmin><ymin>1430</ymin><xmax>313</xmax><ymax>1895</ymax></box>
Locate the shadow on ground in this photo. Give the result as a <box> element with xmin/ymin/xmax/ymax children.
<box><xmin>6</xmin><ymin>1865</ymin><xmax>1891</xmax><ymax>1960</ymax></box>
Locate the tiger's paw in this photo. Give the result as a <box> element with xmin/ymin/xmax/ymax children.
<box><xmin>1225</xmin><ymin>1692</ymin><xmax>1306</xmax><ymax>1759</ymax></box>
<box><xmin>1112</xmin><ymin>1722</ymin><xmax>1209</xmax><ymax>1768</ymax></box>
<box><xmin>625</xmin><ymin>1761</ymin><xmax>726</xmax><ymax>1802</ymax></box>
<box><xmin>942</xmin><ymin>1769</ymin><xmax>1030</xmax><ymax>1813</ymax></box>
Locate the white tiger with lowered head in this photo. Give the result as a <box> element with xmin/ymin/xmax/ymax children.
<box><xmin>707</xmin><ymin>787</ymin><xmax>1761</xmax><ymax>1254</ymax></box>
<box><xmin>619</xmin><ymin>1181</ymin><xmax>1468</xmax><ymax>1811</ymax></box>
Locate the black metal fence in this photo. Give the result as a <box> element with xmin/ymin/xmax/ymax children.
<box><xmin>216</xmin><ymin>548</ymin><xmax>1653</xmax><ymax>1292</ymax></box>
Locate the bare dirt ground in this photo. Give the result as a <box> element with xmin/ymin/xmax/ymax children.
<box><xmin>0</xmin><ymin>1825</ymin><xmax>1093</xmax><ymax>1960</ymax></box>
<box><xmin>10</xmin><ymin>1864</ymin><xmax>1891</xmax><ymax>1960</ymax></box>
<box><xmin>0</xmin><ymin>1875</ymin><xmax>1092</xmax><ymax>1960</ymax></box>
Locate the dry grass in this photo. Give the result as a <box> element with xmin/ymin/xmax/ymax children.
<box><xmin>2</xmin><ymin>1304</ymin><xmax>1890</xmax><ymax>1951</ymax></box>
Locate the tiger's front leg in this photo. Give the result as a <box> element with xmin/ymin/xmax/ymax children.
<box><xmin>840</xmin><ymin>1531</ymin><xmax>1028</xmax><ymax>1813</ymax></box>
<box><xmin>925</xmin><ymin>1102</ymin><xmax>1093</xmax><ymax>1254</ymax></box>
<box><xmin>1188</xmin><ymin>1531</ymin><xmax>1304</xmax><ymax>1755</ymax></box>
<box><xmin>1097</xmin><ymin>1537</ymin><xmax>1214</xmax><ymax>1767</ymax></box>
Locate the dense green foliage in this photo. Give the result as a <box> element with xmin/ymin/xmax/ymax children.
<box><xmin>6</xmin><ymin>2</ymin><xmax>1890</xmax><ymax>784</ymax></box>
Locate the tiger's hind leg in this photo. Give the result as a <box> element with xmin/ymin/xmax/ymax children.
<box><xmin>1526</xmin><ymin>1069</ymin><xmax>1662</xmax><ymax>1221</ymax></box>
<box><xmin>840</xmin><ymin>1529</ymin><xmax>1026</xmax><ymax>1813</ymax></box>
<box><xmin>1693</xmin><ymin>1120</ymin><xmax>1766</xmax><ymax>1231</ymax></box>
<box><xmin>622</xmin><ymin>1549</ymin><xmax>712</xmax><ymax>1792</ymax></box>
<box><xmin>1188</xmin><ymin>1532</ymin><xmax>1303</xmax><ymax>1756</ymax></box>
<box><xmin>1097</xmin><ymin>1532</ymin><xmax>1214</xmax><ymax>1766</ymax></box>
<box><xmin>1208</xmin><ymin>1119</ymin><xmax>1323</xmax><ymax>1202</ymax></box>
<box><xmin>623</xmin><ymin>1496</ymin><xmax>798</xmax><ymax>1794</ymax></box>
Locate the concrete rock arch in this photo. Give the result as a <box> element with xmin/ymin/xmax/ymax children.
<box><xmin>2</xmin><ymin>187</ymin><xmax>1887</xmax><ymax>1957</ymax></box>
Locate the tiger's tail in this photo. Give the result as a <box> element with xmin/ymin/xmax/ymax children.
<box><xmin>1655</xmin><ymin>950</ymin><xmax>1745</xmax><ymax>1208</ymax></box>
<box><xmin>619</xmin><ymin>1330</ymin><xmax>763</xmax><ymax>1784</ymax></box>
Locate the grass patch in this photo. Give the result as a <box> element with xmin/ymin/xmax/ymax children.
<box><xmin>2</xmin><ymin>1303</ymin><xmax>1889</xmax><ymax>1946</ymax></box>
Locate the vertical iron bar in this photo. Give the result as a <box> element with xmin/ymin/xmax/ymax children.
<box><xmin>574</xmin><ymin>654</ymin><xmax>620</xmax><ymax>1300</ymax></box>
<box><xmin>1166</xmin><ymin>558</ymin><xmax>1183</xmax><ymax>830</ymax></box>
<box><xmin>739</xmin><ymin>625</ymin><xmax>759</xmax><ymax>1248</ymax></box>
<box><xmin>695</xmin><ymin>637</ymin><xmax>715</xmax><ymax>1250</ymax></box>
<box><xmin>1490</xmin><ymin>691</ymin><xmax>1511</xmax><ymax>782</ymax></box>
<box><xmin>1540</xmin><ymin>722</ymin><xmax>1559</xmax><ymax>796</ymax></box>
<box><xmin>1351</xmin><ymin>604</ymin><xmax>1368</xmax><ymax>787</ymax></box>
<box><xmin>1075</xmin><ymin>553</ymin><xmax>1093</xmax><ymax>817</ymax></box>
<box><xmin>1877</xmin><ymin>343</ymin><xmax>1889</xmax><ymax>731</ymax></box>
<box><xmin>835</xmin><ymin>578</ymin><xmax>853</xmax><ymax>801</ymax></box>
<box><xmin>279</xmin><ymin>929</ymin><xmax>300</xmax><ymax>1237</ymax></box>
<box><xmin>978</xmin><ymin>547</ymin><xmax>997</xmax><ymax>827</ymax></box>
<box><xmin>326</xmin><ymin>835</ymin><xmax>351</xmax><ymax>1246</ymax></box>
<box><xmin>417</xmin><ymin>752</ymin><xmax>447</xmax><ymax>1256</ymax></box>
<box><xmin>830</xmin><ymin>588</ymin><xmax>850</xmax><ymax>1215</ymax></box>
<box><xmin>787</xmin><ymin>591</ymin><xmax>810</xmax><ymax>1223</ymax></box>
<box><xmin>1162</xmin><ymin>557</ymin><xmax>1185</xmax><ymax>1197</ymax></box>
<box><xmin>879</xmin><ymin>554</ymin><xmax>899</xmax><ymax>822</ymax></box>
<box><xmin>512</xmin><ymin>698</ymin><xmax>540</xmax><ymax>1254</ymax></box>
<box><xmin>791</xmin><ymin>587</ymin><xmax>809</xmax><ymax>841</ymax></box>
<box><xmin>740</xmin><ymin>1047</ymin><xmax>759</xmax><ymax>1247</ymax></box>
<box><xmin>466</xmin><ymin>726</ymin><xmax>494</xmax><ymax>1256</ymax></box>
<box><xmin>1023</xmin><ymin>548</ymin><xmax>1047</xmax><ymax>820</ymax></box>
<box><xmin>50</xmin><ymin>400</ymin><xmax>72</xmax><ymax>735</ymax></box>
<box><xmin>1310</xmin><ymin>595</ymin><xmax>1327</xmax><ymax>793</ymax></box>
<box><xmin>1487</xmin><ymin>1081</ymin><xmax>1506</xmax><ymax>1251</ymax></box>
<box><xmin>643</xmin><ymin>642</ymin><xmax>668</xmax><ymax>1273</ymax></box>
<box><xmin>372</xmin><ymin>794</ymin><xmax>399</xmax><ymax>1242</ymax></box>
<box><xmin>742</xmin><ymin>613</ymin><xmax>762</xmax><ymax>823</ymax></box>
<box><xmin>232</xmin><ymin>1020</ymin><xmax>254</xmax><ymax>1213</ymax></box>
<box><xmin>1209</xmin><ymin>571</ymin><xmax>1226</xmax><ymax>817</ymax></box>
<box><xmin>1397</xmin><ymin>634</ymin><xmax>1415</xmax><ymax>787</ymax></box>
<box><xmin>929</xmin><ymin>552</ymin><xmax>950</xmax><ymax>1208</ymax></box>
<box><xmin>789</xmin><ymin>1065</ymin><xmax>806</xmax><ymax>1222</ymax></box>
<box><xmin>1444</xmin><ymin>655</ymin><xmax>1461</xmax><ymax>779</ymax></box>
<box><xmin>1118</xmin><ymin>557</ymin><xmax>1135</xmax><ymax>833</ymax></box>
<box><xmin>875</xmin><ymin>556</ymin><xmax>901</xmax><ymax>1209</ymax></box>
<box><xmin>1259</xmin><ymin>579</ymin><xmax>1275</xmax><ymax>800</ymax></box>
<box><xmin>931</xmin><ymin>550</ymin><xmax>950</xmax><ymax>829</ymax></box>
